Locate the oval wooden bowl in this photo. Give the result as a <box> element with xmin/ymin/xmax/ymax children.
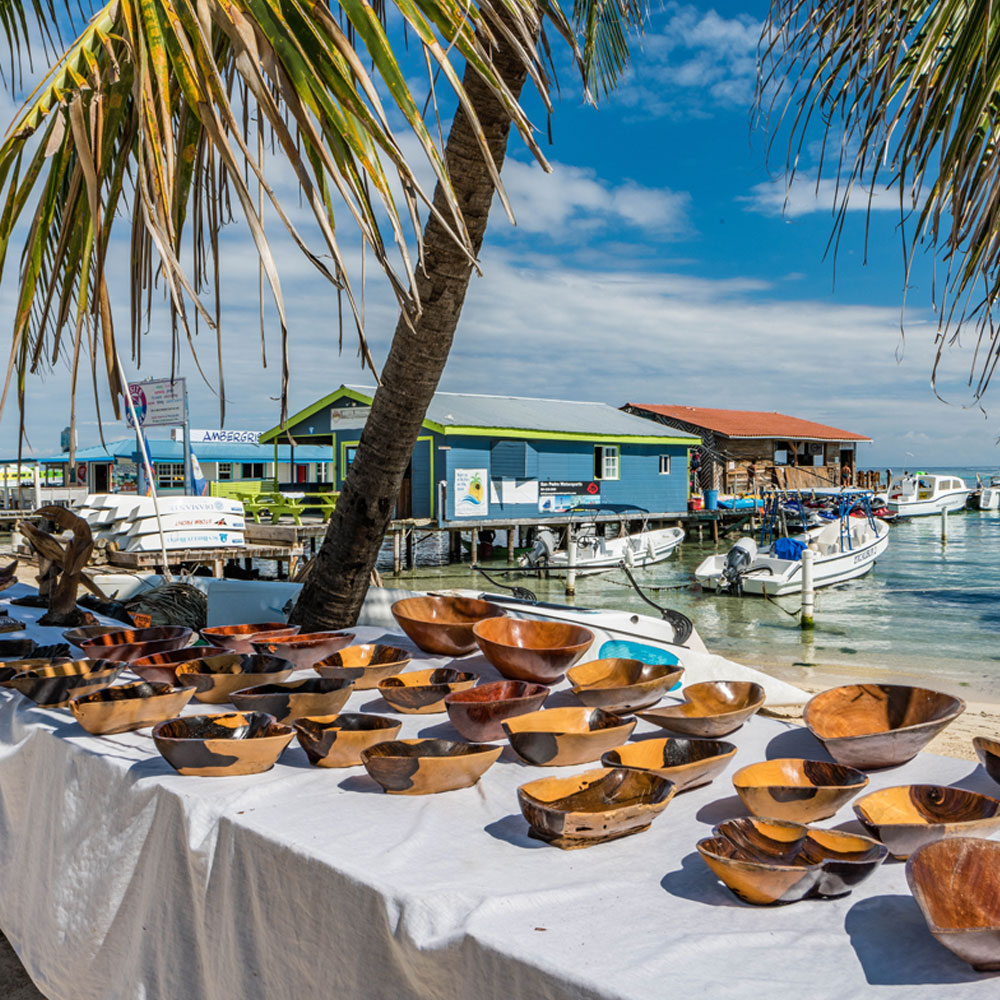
<box><xmin>502</xmin><ymin>706</ymin><xmax>635</xmax><ymax>766</ymax></box>
<box><xmin>152</xmin><ymin>711</ymin><xmax>295</xmax><ymax>777</ymax></box>
<box><xmin>294</xmin><ymin>713</ymin><xmax>402</xmax><ymax>768</ymax></box>
<box><xmin>853</xmin><ymin>784</ymin><xmax>1000</xmax><ymax>859</ymax></box>
<box><xmin>444</xmin><ymin>680</ymin><xmax>549</xmax><ymax>741</ymax></box>
<box><xmin>68</xmin><ymin>681</ymin><xmax>195</xmax><ymax>735</ymax></box>
<box><xmin>390</xmin><ymin>595</ymin><xmax>506</xmax><ymax>656</ymax></box>
<box><xmin>360</xmin><ymin>738</ymin><xmax>502</xmax><ymax>794</ymax></box>
<box><xmin>804</xmin><ymin>684</ymin><xmax>965</xmax><ymax>769</ymax></box>
<box><xmin>637</xmin><ymin>681</ymin><xmax>765</xmax><ymax>738</ymax></box>
<box><xmin>377</xmin><ymin>668</ymin><xmax>477</xmax><ymax>714</ymax></box>
<box><xmin>200</xmin><ymin>622</ymin><xmax>301</xmax><ymax>654</ymax></box>
<box><xmin>78</xmin><ymin>625</ymin><xmax>194</xmax><ymax>662</ymax></box>
<box><xmin>472</xmin><ymin>617</ymin><xmax>594</xmax><ymax>684</ymax></box>
<box><xmin>250</xmin><ymin>631</ymin><xmax>355</xmax><ymax>670</ymax></box>
<box><xmin>62</xmin><ymin>625</ymin><xmax>126</xmax><ymax>652</ymax></box>
<box><xmin>906</xmin><ymin>837</ymin><xmax>1000</xmax><ymax>972</ymax></box>
<box><xmin>7</xmin><ymin>659</ymin><xmax>125</xmax><ymax>707</ymax></box>
<box><xmin>731</xmin><ymin>758</ymin><xmax>869</xmax><ymax>823</ymax></box>
<box><xmin>601</xmin><ymin>736</ymin><xmax>737</xmax><ymax>792</ymax></box>
<box><xmin>314</xmin><ymin>644</ymin><xmax>412</xmax><ymax>690</ymax></box>
<box><xmin>0</xmin><ymin>656</ymin><xmax>74</xmax><ymax>685</ymax></box>
<box><xmin>130</xmin><ymin>645</ymin><xmax>230</xmax><ymax>685</ymax></box>
<box><xmin>973</xmin><ymin>736</ymin><xmax>1000</xmax><ymax>788</ymax></box>
<box><xmin>174</xmin><ymin>653</ymin><xmax>295</xmax><ymax>704</ymax></box>
<box><xmin>567</xmin><ymin>658</ymin><xmax>684</xmax><ymax>713</ymax></box>
<box><xmin>517</xmin><ymin>767</ymin><xmax>676</xmax><ymax>849</ymax></box>
<box><xmin>230</xmin><ymin>677</ymin><xmax>353</xmax><ymax>724</ymax></box>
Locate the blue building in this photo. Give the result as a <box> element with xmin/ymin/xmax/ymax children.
<box><xmin>260</xmin><ymin>386</ymin><xmax>700</xmax><ymax>523</ymax></box>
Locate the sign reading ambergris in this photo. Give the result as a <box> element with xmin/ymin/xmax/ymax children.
<box><xmin>189</xmin><ymin>429</ymin><xmax>260</xmax><ymax>444</ymax></box>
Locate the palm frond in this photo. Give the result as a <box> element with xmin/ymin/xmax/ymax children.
<box><xmin>570</xmin><ymin>0</ymin><xmax>645</xmax><ymax>99</ymax></box>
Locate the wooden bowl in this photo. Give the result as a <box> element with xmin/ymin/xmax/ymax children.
<box><xmin>973</xmin><ymin>736</ymin><xmax>1000</xmax><ymax>787</ymax></box>
<box><xmin>853</xmin><ymin>784</ymin><xmax>1000</xmax><ymax>859</ymax></box>
<box><xmin>377</xmin><ymin>668</ymin><xmax>477</xmax><ymax>714</ymax></box>
<box><xmin>567</xmin><ymin>658</ymin><xmax>684</xmax><ymax>713</ymax></box>
<box><xmin>200</xmin><ymin>622</ymin><xmax>301</xmax><ymax>654</ymax></box>
<box><xmin>230</xmin><ymin>677</ymin><xmax>353</xmax><ymax>724</ymax></box>
<box><xmin>294</xmin><ymin>713</ymin><xmax>402</xmax><ymax>768</ymax></box>
<box><xmin>731</xmin><ymin>758</ymin><xmax>869</xmax><ymax>823</ymax></box>
<box><xmin>517</xmin><ymin>767</ymin><xmax>676</xmax><ymax>849</ymax></box>
<box><xmin>0</xmin><ymin>656</ymin><xmax>74</xmax><ymax>684</ymax></box>
<box><xmin>637</xmin><ymin>681</ymin><xmax>765</xmax><ymax>738</ymax></box>
<box><xmin>472</xmin><ymin>617</ymin><xmax>594</xmax><ymax>684</ymax></box>
<box><xmin>250</xmin><ymin>631</ymin><xmax>355</xmax><ymax>669</ymax></box>
<box><xmin>314</xmin><ymin>644</ymin><xmax>412</xmax><ymax>690</ymax></box>
<box><xmin>152</xmin><ymin>711</ymin><xmax>295</xmax><ymax>777</ymax></box>
<box><xmin>444</xmin><ymin>680</ymin><xmax>549</xmax><ymax>741</ymax></box>
<box><xmin>130</xmin><ymin>645</ymin><xmax>230</xmax><ymax>685</ymax></box>
<box><xmin>390</xmin><ymin>595</ymin><xmax>506</xmax><ymax>656</ymax></box>
<box><xmin>804</xmin><ymin>684</ymin><xmax>965</xmax><ymax>769</ymax></box>
<box><xmin>77</xmin><ymin>625</ymin><xmax>194</xmax><ymax>662</ymax></box>
<box><xmin>601</xmin><ymin>737</ymin><xmax>737</xmax><ymax>792</ymax></box>
<box><xmin>360</xmin><ymin>738</ymin><xmax>502</xmax><ymax>794</ymax></box>
<box><xmin>69</xmin><ymin>681</ymin><xmax>195</xmax><ymax>735</ymax></box>
<box><xmin>62</xmin><ymin>625</ymin><xmax>126</xmax><ymax>652</ymax></box>
<box><xmin>7</xmin><ymin>659</ymin><xmax>125</xmax><ymax>707</ymax></box>
<box><xmin>502</xmin><ymin>706</ymin><xmax>635</xmax><ymax>766</ymax></box>
<box><xmin>906</xmin><ymin>837</ymin><xmax>1000</xmax><ymax>972</ymax></box>
<box><xmin>174</xmin><ymin>653</ymin><xmax>295</xmax><ymax>704</ymax></box>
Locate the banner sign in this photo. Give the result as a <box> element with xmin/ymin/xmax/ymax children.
<box><xmin>125</xmin><ymin>378</ymin><xmax>186</xmax><ymax>428</ymax></box>
<box><xmin>538</xmin><ymin>480</ymin><xmax>601</xmax><ymax>513</ymax></box>
<box><xmin>189</xmin><ymin>429</ymin><xmax>260</xmax><ymax>444</ymax></box>
<box><xmin>454</xmin><ymin>469</ymin><xmax>488</xmax><ymax>517</ymax></box>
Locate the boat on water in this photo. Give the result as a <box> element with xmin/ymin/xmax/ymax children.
<box><xmin>977</xmin><ymin>474</ymin><xmax>1000</xmax><ymax>510</ymax></box>
<box><xmin>887</xmin><ymin>473</ymin><xmax>970</xmax><ymax>517</ymax></box>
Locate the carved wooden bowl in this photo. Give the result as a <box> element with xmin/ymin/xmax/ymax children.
<box><xmin>853</xmin><ymin>784</ymin><xmax>1000</xmax><ymax>859</ymax></box>
<box><xmin>472</xmin><ymin>617</ymin><xmax>594</xmax><ymax>684</ymax></box>
<box><xmin>250</xmin><ymin>631</ymin><xmax>355</xmax><ymax>670</ymax></box>
<box><xmin>601</xmin><ymin>736</ymin><xmax>737</xmax><ymax>793</ymax></box>
<box><xmin>637</xmin><ymin>681</ymin><xmax>765</xmax><ymax>738</ymax></box>
<box><xmin>68</xmin><ymin>681</ymin><xmax>195</xmax><ymax>735</ymax></box>
<box><xmin>906</xmin><ymin>837</ymin><xmax>1000</xmax><ymax>972</ymax></box>
<box><xmin>697</xmin><ymin>816</ymin><xmax>888</xmax><ymax>905</ymax></box>
<box><xmin>567</xmin><ymin>658</ymin><xmax>684</xmax><ymax>713</ymax></box>
<box><xmin>732</xmin><ymin>758</ymin><xmax>869</xmax><ymax>823</ymax></box>
<box><xmin>803</xmin><ymin>684</ymin><xmax>965</xmax><ymax>769</ymax></box>
<box><xmin>7</xmin><ymin>659</ymin><xmax>125</xmax><ymax>707</ymax></box>
<box><xmin>502</xmin><ymin>706</ymin><xmax>635</xmax><ymax>766</ymax></box>
<box><xmin>360</xmin><ymin>738</ymin><xmax>502</xmax><ymax>794</ymax></box>
<box><xmin>390</xmin><ymin>596</ymin><xmax>506</xmax><ymax>656</ymax></box>
<box><xmin>377</xmin><ymin>668</ymin><xmax>477</xmax><ymax>714</ymax></box>
<box><xmin>77</xmin><ymin>626</ymin><xmax>195</xmax><ymax>662</ymax></box>
<box><xmin>230</xmin><ymin>677</ymin><xmax>353</xmax><ymax>724</ymax></box>
<box><xmin>314</xmin><ymin>644</ymin><xmax>412</xmax><ymax>690</ymax></box>
<box><xmin>444</xmin><ymin>680</ymin><xmax>549</xmax><ymax>741</ymax></box>
<box><xmin>294</xmin><ymin>713</ymin><xmax>402</xmax><ymax>768</ymax></box>
<box><xmin>0</xmin><ymin>656</ymin><xmax>74</xmax><ymax>685</ymax></box>
<box><xmin>517</xmin><ymin>767</ymin><xmax>676</xmax><ymax>849</ymax></box>
<box><xmin>130</xmin><ymin>646</ymin><xmax>230</xmax><ymax>685</ymax></box>
<box><xmin>62</xmin><ymin>625</ymin><xmax>127</xmax><ymax>652</ymax></box>
<box><xmin>174</xmin><ymin>653</ymin><xmax>295</xmax><ymax>704</ymax></box>
<box><xmin>200</xmin><ymin>622</ymin><xmax>301</xmax><ymax>654</ymax></box>
<box><xmin>973</xmin><ymin>736</ymin><xmax>1000</xmax><ymax>788</ymax></box>
<box><xmin>152</xmin><ymin>711</ymin><xmax>295</xmax><ymax>777</ymax></box>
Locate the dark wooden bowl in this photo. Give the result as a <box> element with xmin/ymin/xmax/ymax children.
<box><xmin>973</xmin><ymin>736</ymin><xmax>1000</xmax><ymax>787</ymax></box>
<box><xmin>444</xmin><ymin>680</ymin><xmax>549</xmax><ymax>741</ymax></box>
<box><xmin>390</xmin><ymin>596</ymin><xmax>506</xmax><ymax>656</ymax></box>
<box><xmin>377</xmin><ymin>668</ymin><xmax>477</xmax><ymax>714</ymax></box>
<box><xmin>7</xmin><ymin>659</ymin><xmax>126</xmax><ymax>707</ymax></box>
<box><xmin>294</xmin><ymin>713</ymin><xmax>402</xmax><ymax>768</ymax></box>
<box><xmin>567</xmin><ymin>658</ymin><xmax>684</xmax><ymax>713</ymax></box>
<box><xmin>906</xmin><ymin>837</ymin><xmax>1000</xmax><ymax>971</ymax></box>
<box><xmin>360</xmin><ymin>738</ymin><xmax>502</xmax><ymax>794</ymax></box>
<box><xmin>68</xmin><ymin>681</ymin><xmax>194</xmax><ymax>735</ymax></box>
<box><xmin>314</xmin><ymin>644</ymin><xmax>412</xmax><ymax>689</ymax></box>
<box><xmin>601</xmin><ymin>736</ymin><xmax>737</xmax><ymax>793</ymax></box>
<box><xmin>472</xmin><ymin>617</ymin><xmax>594</xmax><ymax>684</ymax></box>
<box><xmin>853</xmin><ymin>784</ymin><xmax>1000</xmax><ymax>859</ymax></box>
<box><xmin>250</xmin><ymin>631</ymin><xmax>355</xmax><ymax>669</ymax></box>
<box><xmin>732</xmin><ymin>758</ymin><xmax>869</xmax><ymax>823</ymax></box>
<box><xmin>804</xmin><ymin>684</ymin><xmax>965</xmax><ymax>769</ymax></box>
<box><xmin>200</xmin><ymin>622</ymin><xmax>301</xmax><ymax>654</ymax></box>
<box><xmin>230</xmin><ymin>677</ymin><xmax>353</xmax><ymax>724</ymax></box>
<box><xmin>78</xmin><ymin>626</ymin><xmax>194</xmax><ymax>662</ymax></box>
<box><xmin>0</xmin><ymin>656</ymin><xmax>74</xmax><ymax>685</ymax></box>
<box><xmin>502</xmin><ymin>706</ymin><xmax>635</xmax><ymax>766</ymax></box>
<box><xmin>637</xmin><ymin>681</ymin><xmax>765</xmax><ymax>738</ymax></box>
<box><xmin>62</xmin><ymin>625</ymin><xmax>126</xmax><ymax>652</ymax></box>
<box><xmin>152</xmin><ymin>711</ymin><xmax>294</xmax><ymax>777</ymax></box>
<box><xmin>517</xmin><ymin>767</ymin><xmax>675</xmax><ymax>849</ymax></box>
<box><xmin>174</xmin><ymin>653</ymin><xmax>295</xmax><ymax>705</ymax></box>
<box><xmin>130</xmin><ymin>645</ymin><xmax>230</xmax><ymax>685</ymax></box>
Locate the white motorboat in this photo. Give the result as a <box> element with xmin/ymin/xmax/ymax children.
<box><xmin>887</xmin><ymin>473</ymin><xmax>970</xmax><ymax>517</ymax></box>
<box><xmin>977</xmin><ymin>475</ymin><xmax>1000</xmax><ymax>510</ymax></box>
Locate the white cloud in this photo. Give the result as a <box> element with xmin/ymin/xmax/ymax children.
<box><xmin>742</xmin><ymin>173</ymin><xmax>919</xmax><ymax>219</ymax></box>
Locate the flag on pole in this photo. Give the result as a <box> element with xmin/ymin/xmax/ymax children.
<box><xmin>190</xmin><ymin>449</ymin><xmax>208</xmax><ymax>495</ymax></box>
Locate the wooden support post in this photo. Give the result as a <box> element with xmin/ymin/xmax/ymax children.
<box><xmin>393</xmin><ymin>530</ymin><xmax>402</xmax><ymax>575</ymax></box>
<box><xmin>508</xmin><ymin>527</ymin><xmax>517</xmax><ymax>565</ymax></box>
<box><xmin>712</xmin><ymin>517</ymin><xmax>719</xmax><ymax>544</ymax></box>
<box><xmin>213</xmin><ymin>558</ymin><xmax>224</xmax><ymax>579</ymax></box>
<box><xmin>800</xmin><ymin>548</ymin><xmax>815</xmax><ymax>629</ymax></box>
<box><xmin>697</xmin><ymin>523</ymin><xmax>703</xmax><ymax>542</ymax></box>
<box><xmin>470</xmin><ymin>528</ymin><xmax>479</xmax><ymax>569</ymax></box>
<box><xmin>565</xmin><ymin>523</ymin><xmax>577</xmax><ymax>597</ymax></box>
<box><xmin>941</xmin><ymin>507</ymin><xmax>948</xmax><ymax>545</ymax></box>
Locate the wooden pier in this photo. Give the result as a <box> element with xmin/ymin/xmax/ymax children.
<box><xmin>107</xmin><ymin>542</ymin><xmax>304</xmax><ymax>579</ymax></box>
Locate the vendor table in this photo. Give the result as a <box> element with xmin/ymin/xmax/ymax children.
<box><xmin>0</xmin><ymin>585</ymin><xmax>996</xmax><ymax>999</ymax></box>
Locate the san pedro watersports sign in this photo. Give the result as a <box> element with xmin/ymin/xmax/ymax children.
<box><xmin>125</xmin><ymin>378</ymin><xmax>186</xmax><ymax>428</ymax></box>
<box><xmin>538</xmin><ymin>480</ymin><xmax>601</xmax><ymax>513</ymax></box>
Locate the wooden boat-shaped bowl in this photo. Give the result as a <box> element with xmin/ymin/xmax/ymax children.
<box><xmin>314</xmin><ymin>644</ymin><xmax>412</xmax><ymax>690</ymax></box>
<box><xmin>174</xmin><ymin>653</ymin><xmax>295</xmax><ymax>704</ymax></box>
<box><xmin>517</xmin><ymin>767</ymin><xmax>676</xmax><ymax>849</ymax></box>
<box><xmin>444</xmin><ymin>680</ymin><xmax>549</xmax><ymax>741</ymax></box>
<box><xmin>732</xmin><ymin>758</ymin><xmax>869</xmax><ymax>823</ymax></box>
<box><xmin>973</xmin><ymin>736</ymin><xmax>1000</xmax><ymax>788</ymax></box>
<box><xmin>601</xmin><ymin>736</ymin><xmax>737</xmax><ymax>793</ymax></box>
<box><xmin>0</xmin><ymin>656</ymin><xmax>74</xmax><ymax>685</ymax></box>
<box><xmin>200</xmin><ymin>622</ymin><xmax>301</xmax><ymax>654</ymax></box>
<box><xmin>377</xmin><ymin>668</ymin><xmax>477</xmax><ymax>714</ymax></box>
<box><xmin>804</xmin><ymin>684</ymin><xmax>965</xmax><ymax>769</ymax></box>
<box><xmin>360</xmin><ymin>738</ymin><xmax>502</xmax><ymax>794</ymax></box>
<box><xmin>637</xmin><ymin>681</ymin><xmax>765</xmax><ymax>738</ymax></box>
<box><xmin>502</xmin><ymin>706</ymin><xmax>635</xmax><ymax>767</ymax></box>
<box><xmin>7</xmin><ymin>659</ymin><xmax>125</xmax><ymax>707</ymax></box>
<box><xmin>62</xmin><ymin>625</ymin><xmax>127</xmax><ymax>652</ymax></box>
<box><xmin>250</xmin><ymin>631</ymin><xmax>355</xmax><ymax>670</ymax></box>
<box><xmin>473</xmin><ymin>617</ymin><xmax>594</xmax><ymax>684</ymax></box>
<box><xmin>152</xmin><ymin>711</ymin><xmax>295</xmax><ymax>777</ymax></box>
<box><xmin>69</xmin><ymin>681</ymin><xmax>195</xmax><ymax>735</ymax></box>
<box><xmin>78</xmin><ymin>625</ymin><xmax>194</xmax><ymax>662</ymax></box>
<box><xmin>906</xmin><ymin>837</ymin><xmax>1000</xmax><ymax>972</ymax></box>
<box><xmin>390</xmin><ymin>595</ymin><xmax>506</xmax><ymax>656</ymax></box>
<box><xmin>130</xmin><ymin>645</ymin><xmax>230</xmax><ymax>685</ymax></box>
<box><xmin>294</xmin><ymin>713</ymin><xmax>402</xmax><ymax>768</ymax></box>
<box><xmin>567</xmin><ymin>658</ymin><xmax>684</xmax><ymax>713</ymax></box>
<box><xmin>853</xmin><ymin>784</ymin><xmax>1000</xmax><ymax>859</ymax></box>
<box><xmin>697</xmin><ymin>816</ymin><xmax>888</xmax><ymax>905</ymax></box>
<box><xmin>230</xmin><ymin>677</ymin><xmax>353</xmax><ymax>724</ymax></box>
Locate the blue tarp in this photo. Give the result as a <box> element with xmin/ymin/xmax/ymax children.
<box><xmin>773</xmin><ymin>536</ymin><xmax>806</xmax><ymax>561</ymax></box>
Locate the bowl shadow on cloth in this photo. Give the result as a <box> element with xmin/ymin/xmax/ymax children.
<box><xmin>483</xmin><ymin>813</ymin><xmax>548</xmax><ymax>850</ymax></box>
<box><xmin>660</xmin><ymin>851</ymin><xmax>745</xmax><ymax>908</ymax></box>
<box><xmin>765</xmin><ymin>725</ymin><xmax>832</xmax><ymax>762</ymax></box>
<box><xmin>695</xmin><ymin>794</ymin><xmax>747</xmax><ymax>826</ymax></box>
<box><xmin>338</xmin><ymin>772</ymin><xmax>386</xmax><ymax>794</ymax></box>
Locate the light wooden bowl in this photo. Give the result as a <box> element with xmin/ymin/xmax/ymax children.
<box><xmin>637</xmin><ymin>681</ymin><xmax>765</xmax><ymax>738</ymax></box>
<box><xmin>69</xmin><ymin>681</ymin><xmax>195</xmax><ymax>735</ymax></box>
<box><xmin>601</xmin><ymin>736</ymin><xmax>737</xmax><ymax>792</ymax></box>
<box><xmin>567</xmin><ymin>658</ymin><xmax>684</xmax><ymax>713</ymax></box>
<box><xmin>130</xmin><ymin>645</ymin><xmax>230</xmax><ymax>685</ymax></box>
<box><xmin>377</xmin><ymin>668</ymin><xmax>477</xmax><ymax>714</ymax></box>
<box><xmin>973</xmin><ymin>736</ymin><xmax>1000</xmax><ymax>788</ymax></box>
<box><xmin>7</xmin><ymin>659</ymin><xmax>125</xmax><ymax>707</ymax></box>
<box><xmin>230</xmin><ymin>677</ymin><xmax>353</xmax><ymax>724</ymax></box>
<box><xmin>250</xmin><ymin>631</ymin><xmax>355</xmax><ymax>670</ymax></box>
<box><xmin>62</xmin><ymin>625</ymin><xmax>127</xmax><ymax>652</ymax></box>
<box><xmin>200</xmin><ymin>622</ymin><xmax>301</xmax><ymax>654</ymax></box>
<box><xmin>175</xmin><ymin>653</ymin><xmax>295</xmax><ymax>704</ymax></box>
<box><xmin>0</xmin><ymin>656</ymin><xmax>73</xmax><ymax>684</ymax></box>
<box><xmin>390</xmin><ymin>596</ymin><xmax>505</xmax><ymax>656</ymax></box>
<box><xmin>314</xmin><ymin>644</ymin><xmax>412</xmax><ymax>689</ymax></box>
<box><xmin>294</xmin><ymin>713</ymin><xmax>402</xmax><ymax>768</ymax></box>
<box><xmin>444</xmin><ymin>680</ymin><xmax>549</xmax><ymax>741</ymax></box>
<box><xmin>360</xmin><ymin>738</ymin><xmax>502</xmax><ymax>794</ymax></box>
<box><xmin>732</xmin><ymin>758</ymin><xmax>869</xmax><ymax>823</ymax></box>
<box><xmin>502</xmin><ymin>706</ymin><xmax>635</xmax><ymax>766</ymax></box>
<box><xmin>78</xmin><ymin>626</ymin><xmax>194</xmax><ymax>662</ymax></box>
<box><xmin>473</xmin><ymin>617</ymin><xmax>594</xmax><ymax>684</ymax></box>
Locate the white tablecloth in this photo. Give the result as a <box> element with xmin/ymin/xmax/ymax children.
<box><xmin>0</xmin><ymin>585</ymin><xmax>997</xmax><ymax>999</ymax></box>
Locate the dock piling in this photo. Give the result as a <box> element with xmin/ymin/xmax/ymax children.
<box><xmin>941</xmin><ymin>507</ymin><xmax>948</xmax><ymax>544</ymax></box>
<box><xmin>800</xmin><ymin>548</ymin><xmax>815</xmax><ymax>629</ymax></box>
<box><xmin>392</xmin><ymin>530</ymin><xmax>402</xmax><ymax>575</ymax></box>
<box><xmin>565</xmin><ymin>524</ymin><xmax>577</xmax><ymax>597</ymax></box>
<box><xmin>471</xmin><ymin>528</ymin><xmax>479</xmax><ymax>569</ymax></box>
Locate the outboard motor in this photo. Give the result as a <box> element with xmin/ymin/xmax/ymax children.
<box><xmin>721</xmin><ymin>536</ymin><xmax>758</xmax><ymax>595</ymax></box>
<box><xmin>520</xmin><ymin>527</ymin><xmax>558</xmax><ymax>569</ymax></box>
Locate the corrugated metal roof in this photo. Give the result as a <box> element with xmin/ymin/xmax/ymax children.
<box><xmin>37</xmin><ymin>439</ymin><xmax>333</xmax><ymax>464</ymax></box>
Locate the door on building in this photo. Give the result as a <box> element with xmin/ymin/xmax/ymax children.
<box><xmin>840</xmin><ymin>449</ymin><xmax>854</xmax><ymax>484</ymax></box>
<box><xmin>396</xmin><ymin>460</ymin><xmax>413</xmax><ymax>518</ymax></box>
<box><xmin>94</xmin><ymin>463</ymin><xmax>110</xmax><ymax>492</ymax></box>
<box><xmin>296</xmin><ymin>464</ymin><xmax>308</xmax><ymax>484</ymax></box>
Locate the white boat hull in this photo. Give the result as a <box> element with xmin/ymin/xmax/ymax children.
<box><xmin>123</xmin><ymin>531</ymin><xmax>245</xmax><ymax>552</ymax></box>
<box><xmin>888</xmin><ymin>491</ymin><xmax>970</xmax><ymax>517</ymax></box>
<box><xmin>977</xmin><ymin>488</ymin><xmax>1000</xmax><ymax>511</ymax></box>
<box><xmin>125</xmin><ymin>512</ymin><xmax>246</xmax><ymax>535</ymax></box>
<box><xmin>544</xmin><ymin>527</ymin><xmax>684</xmax><ymax>575</ymax></box>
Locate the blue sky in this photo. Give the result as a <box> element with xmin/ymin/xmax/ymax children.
<box><xmin>1</xmin><ymin>0</ymin><xmax>998</xmax><ymax>468</ymax></box>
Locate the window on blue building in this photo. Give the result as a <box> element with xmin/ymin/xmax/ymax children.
<box><xmin>594</xmin><ymin>445</ymin><xmax>619</xmax><ymax>480</ymax></box>
<box><xmin>658</xmin><ymin>455</ymin><xmax>671</xmax><ymax>475</ymax></box>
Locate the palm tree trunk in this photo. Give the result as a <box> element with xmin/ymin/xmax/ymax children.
<box><xmin>289</xmin><ymin>31</ymin><xmax>531</xmax><ymax>629</ymax></box>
